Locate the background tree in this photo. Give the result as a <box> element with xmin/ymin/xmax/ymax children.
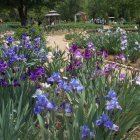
<box><xmin>57</xmin><ymin>0</ymin><xmax>81</xmax><ymax>21</ymax></box>
<box><xmin>0</xmin><ymin>0</ymin><xmax>60</xmax><ymax>26</ymax></box>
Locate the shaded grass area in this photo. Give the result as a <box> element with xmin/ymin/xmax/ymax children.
<box><xmin>0</xmin><ymin>22</ymin><xmax>20</xmax><ymax>32</ymax></box>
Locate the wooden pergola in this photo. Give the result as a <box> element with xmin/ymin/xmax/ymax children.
<box><xmin>46</xmin><ymin>10</ymin><xmax>60</xmax><ymax>25</ymax></box>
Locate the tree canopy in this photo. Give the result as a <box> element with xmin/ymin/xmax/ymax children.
<box><xmin>0</xmin><ymin>0</ymin><xmax>140</xmax><ymax>25</ymax></box>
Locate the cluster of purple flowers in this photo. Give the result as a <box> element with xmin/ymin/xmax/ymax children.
<box><xmin>0</xmin><ymin>60</ymin><xmax>8</xmax><ymax>73</ymax></box>
<box><xmin>3</xmin><ymin>47</ymin><xmax>27</xmax><ymax>65</ymax></box>
<box><xmin>104</xmin><ymin>63</ymin><xmax>118</xmax><ymax>75</ymax></box>
<box><xmin>105</xmin><ymin>90</ymin><xmax>122</xmax><ymax>111</ymax></box>
<box><xmin>95</xmin><ymin>90</ymin><xmax>122</xmax><ymax>131</ymax></box>
<box><xmin>28</xmin><ymin>66</ymin><xmax>45</xmax><ymax>81</ymax></box>
<box><xmin>34</xmin><ymin>94</ymin><xmax>56</xmax><ymax>114</ymax></box>
<box><xmin>68</xmin><ymin>42</ymin><xmax>109</xmax><ymax>72</ymax></box>
<box><xmin>67</xmin><ymin>42</ymin><xmax>96</xmax><ymax>71</ymax></box>
<box><xmin>0</xmin><ymin>78</ymin><xmax>21</xmax><ymax>87</ymax></box>
<box><xmin>97</xmin><ymin>50</ymin><xmax>108</xmax><ymax>58</ymax></box>
<box><xmin>96</xmin><ymin>113</ymin><xmax>119</xmax><ymax>131</ymax></box>
<box><xmin>69</xmin><ymin>42</ymin><xmax>95</xmax><ymax>60</ymax></box>
<box><xmin>81</xmin><ymin>125</ymin><xmax>95</xmax><ymax>140</ymax></box>
<box><xmin>59</xmin><ymin>102</ymin><xmax>72</xmax><ymax>114</ymax></box>
<box><xmin>47</xmin><ymin>73</ymin><xmax>84</xmax><ymax>93</ymax></box>
<box><xmin>115</xmin><ymin>54</ymin><xmax>126</xmax><ymax>62</ymax></box>
<box><xmin>0</xmin><ymin>79</ymin><xmax>7</xmax><ymax>87</ymax></box>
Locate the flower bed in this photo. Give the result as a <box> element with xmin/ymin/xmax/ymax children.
<box><xmin>0</xmin><ymin>28</ymin><xmax>140</xmax><ymax>140</ymax></box>
<box><xmin>65</xmin><ymin>29</ymin><xmax>140</xmax><ymax>65</ymax></box>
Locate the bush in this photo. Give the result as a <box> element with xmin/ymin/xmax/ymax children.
<box><xmin>0</xmin><ymin>22</ymin><xmax>20</xmax><ymax>32</ymax></box>
<box><xmin>15</xmin><ymin>25</ymin><xmax>46</xmax><ymax>43</ymax></box>
<box><xmin>47</xmin><ymin>22</ymin><xmax>102</xmax><ymax>32</ymax></box>
<box><xmin>65</xmin><ymin>33</ymin><xmax>75</xmax><ymax>40</ymax></box>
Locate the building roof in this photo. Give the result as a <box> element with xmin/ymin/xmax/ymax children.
<box><xmin>75</xmin><ymin>11</ymin><xmax>86</xmax><ymax>16</ymax></box>
<box><xmin>46</xmin><ymin>10</ymin><xmax>60</xmax><ymax>17</ymax></box>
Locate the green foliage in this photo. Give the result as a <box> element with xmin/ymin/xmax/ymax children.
<box><xmin>65</xmin><ymin>33</ymin><xmax>75</xmax><ymax>40</ymax></box>
<box><xmin>15</xmin><ymin>25</ymin><xmax>46</xmax><ymax>43</ymax></box>
<box><xmin>57</xmin><ymin>0</ymin><xmax>81</xmax><ymax>21</ymax></box>
<box><xmin>71</xmin><ymin>30</ymin><xmax>140</xmax><ymax>62</ymax></box>
<box><xmin>47</xmin><ymin>22</ymin><xmax>102</xmax><ymax>32</ymax></box>
<box><xmin>0</xmin><ymin>23</ymin><xmax>140</xmax><ymax>139</ymax></box>
<box><xmin>0</xmin><ymin>22</ymin><xmax>20</xmax><ymax>32</ymax></box>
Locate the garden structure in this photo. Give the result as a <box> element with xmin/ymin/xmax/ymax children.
<box><xmin>74</xmin><ymin>11</ymin><xmax>87</xmax><ymax>22</ymax></box>
<box><xmin>46</xmin><ymin>10</ymin><xmax>60</xmax><ymax>25</ymax></box>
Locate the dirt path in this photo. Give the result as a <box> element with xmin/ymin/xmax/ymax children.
<box><xmin>46</xmin><ymin>34</ymin><xmax>68</xmax><ymax>51</ymax></box>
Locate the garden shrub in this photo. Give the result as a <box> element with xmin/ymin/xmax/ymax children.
<box><xmin>47</xmin><ymin>22</ymin><xmax>102</xmax><ymax>32</ymax></box>
<box><xmin>15</xmin><ymin>25</ymin><xmax>46</xmax><ymax>43</ymax></box>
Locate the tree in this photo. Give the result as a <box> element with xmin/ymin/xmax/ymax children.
<box><xmin>0</xmin><ymin>0</ymin><xmax>60</xmax><ymax>26</ymax></box>
<box><xmin>57</xmin><ymin>0</ymin><xmax>81</xmax><ymax>21</ymax></box>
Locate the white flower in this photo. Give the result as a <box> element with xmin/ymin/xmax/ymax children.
<box><xmin>136</xmin><ymin>76</ymin><xmax>140</xmax><ymax>85</ymax></box>
<box><xmin>134</xmin><ymin>26</ymin><xmax>138</xmax><ymax>29</ymax></box>
<box><xmin>63</xmin><ymin>76</ymin><xmax>68</xmax><ymax>80</ymax></box>
<box><xmin>15</xmin><ymin>41</ymin><xmax>20</xmax><ymax>45</ymax></box>
<box><xmin>135</xmin><ymin>41</ymin><xmax>139</xmax><ymax>45</ymax></box>
<box><xmin>39</xmin><ymin>48</ymin><xmax>45</xmax><ymax>53</ymax></box>
<box><xmin>112</xmin><ymin>124</ymin><xmax>119</xmax><ymax>131</ymax></box>
<box><xmin>41</xmin><ymin>83</ymin><xmax>50</xmax><ymax>89</ymax></box>
<box><xmin>47</xmin><ymin>52</ymin><xmax>54</xmax><ymax>62</ymax></box>
<box><xmin>32</xmin><ymin>89</ymin><xmax>43</xmax><ymax>98</ymax></box>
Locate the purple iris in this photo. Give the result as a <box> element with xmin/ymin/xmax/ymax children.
<box><xmin>46</xmin><ymin>101</ymin><xmax>56</xmax><ymax>110</ymax></box>
<box><xmin>64</xmin><ymin>103</ymin><xmax>72</xmax><ymax>113</ymax></box>
<box><xmin>34</xmin><ymin>105</ymin><xmax>44</xmax><ymax>114</ymax></box>
<box><xmin>29</xmin><ymin>66</ymin><xmax>44</xmax><ymax>81</ymax></box>
<box><xmin>119</xmin><ymin>74</ymin><xmax>126</xmax><ymax>81</ymax></box>
<box><xmin>26</xmin><ymin>43</ymin><xmax>33</xmax><ymax>49</ymax></box>
<box><xmin>34</xmin><ymin>94</ymin><xmax>56</xmax><ymax>114</ymax></box>
<box><xmin>0</xmin><ymin>60</ymin><xmax>8</xmax><ymax>73</ymax></box>
<box><xmin>83</xmin><ymin>48</ymin><xmax>94</xmax><ymax>60</ymax></box>
<box><xmin>6</xmin><ymin>36</ymin><xmax>14</xmax><ymax>44</ymax></box>
<box><xmin>34</xmin><ymin>37</ymin><xmax>41</xmax><ymax>45</ymax></box>
<box><xmin>74</xmin><ymin>49</ymin><xmax>83</xmax><ymax>60</ymax></box>
<box><xmin>66</xmin><ymin>59</ymin><xmax>82</xmax><ymax>71</ymax></box>
<box><xmin>120</xmin><ymin>30</ymin><xmax>128</xmax><ymax>50</ymax></box>
<box><xmin>81</xmin><ymin>125</ymin><xmax>90</xmax><ymax>140</ymax></box>
<box><xmin>69</xmin><ymin>43</ymin><xmax>79</xmax><ymax>53</ymax></box>
<box><xmin>0</xmin><ymin>79</ymin><xmax>7</xmax><ymax>87</ymax></box>
<box><xmin>87</xmin><ymin>41</ymin><xmax>95</xmax><ymax>51</ymax></box>
<box><xmin>115</xmin><ymin>54</ymin><xmax>126</xmax><ymax>62</ymax></box>
<box><xmin>47</xmin><ymin>73</ymin><xmax>61</xmax><ymax>83</ymax></box>
<box><xmin>19</xmin><ymin>54</ymin><xmax>27</xmax><ymax>62</ymax></box>
<box><xmin>104</xmin><ymin>64</ymin><xmax>118</xmax><ymax>75</ymax></box>
<box><xmin>90</xmin><ymin>132</ymin><xmax>95</xmax><ymax>139</ymax></box>
<box><xmin>104</xmin><ymin>90</ymin><xmax>122</xmax><ymax>111</ymax></box>
<box><xmin>96</xmin><ymin>113</ymin><xmax>119</xmax><ymax>131</ymax></box>
<box><xmin>58</xmin><ymin>80</ymin><xmax>71</xmax><ymax>92</ymax></box>
<box><xmin>69</xmin><ymin>78</ymin><xmax>84</xmax><ymax>92</ymax></box>
<box><xmin>106</xmin><ymin>97</ymin><xmax>122</xmax><ymax>111</ymax></box>
<box><xmin>105</xmin><ymin>90</ymin><xmax>117</xmax><ymax>99</ymax></box>
<box><xmin>13</xmin><ymin>79</ymin><xmax>20</xmax><ymax>87</ymax></box>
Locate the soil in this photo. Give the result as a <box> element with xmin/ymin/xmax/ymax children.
<box><xmin>46</xmin><ymin>34</ymin><xmax>68</xmax><ymax>51</ymax></box>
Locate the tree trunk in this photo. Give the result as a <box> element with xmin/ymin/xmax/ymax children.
<box><xmin>18</xmin><ymin>1</ymin><xmax>27</xmax><ymax>26</ymax></box>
